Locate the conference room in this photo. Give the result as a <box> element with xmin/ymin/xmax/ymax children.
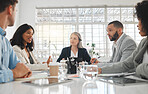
<box><xmin>0</xmin><ymin>0</ymin><xmax>148</xmax><ymax>94</ymax></box>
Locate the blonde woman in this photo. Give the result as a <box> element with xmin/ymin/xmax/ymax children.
<box><xmin>57</xmin><ymin>32</ymin><xmax>91</xmax><ymax>63</ymax></box>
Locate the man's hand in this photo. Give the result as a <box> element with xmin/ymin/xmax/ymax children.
<box><xmin>98</xmin><ymin>68</ymin><xmax>102</xmax><ymax>74</ymax></box>
<box><xmin>11</xmin><ymin>63</ymin><xmax>32</xmax><ymax>79</ymax></box>
<box><xmin>90</xmin><ymin>58</ymin><xmax>99</xmax><ymax>64</ymax></box>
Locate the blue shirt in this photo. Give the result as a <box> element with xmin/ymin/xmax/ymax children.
<box><xmin>0</xmin><ymin>27</ymin><xmax>20</xmax><ymax>83</ymax></box>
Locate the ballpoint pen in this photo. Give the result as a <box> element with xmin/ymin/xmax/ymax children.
<box><xmin>93</xmin><ymin>59</ymin><xmax>97</xmax><ymax>64</ymax></box>
<box><xmin>93</xmin><ymin>56</ymin><xmax>101</xmax><ymax>64</ymax></box>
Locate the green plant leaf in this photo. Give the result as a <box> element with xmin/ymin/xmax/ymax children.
<box><xmin>92</xmin><ymin>43</ymin><xmax>95</xmax><ymax>47</ymax></box>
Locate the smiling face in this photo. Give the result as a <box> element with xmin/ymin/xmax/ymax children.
<box><xmin>137</xmin><ymin>19</ymin><xmax>147</xmax><ymax>36</ymax></box>
<box><xmin>70</xmin><ymin>34</ymin><xmax>79</xmax><ymax>47</ymax></box>
<box><xmin>22</xmin><ymin>29</ymin><xmax>33</xmax><ymax>45</ymax></box>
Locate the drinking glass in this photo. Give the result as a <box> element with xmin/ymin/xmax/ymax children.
<box><xmin>77</xmin><ymin>61</ymin><xmax>88</xmax><ymax>77</ymax></box>
<box><xmin>59</xmin><ymin>63</ymin><xmax>68</xmax><ymax>80</ymax></box>
<box><xmin>82</xmin><ymin>65</ymin><xmax>98</xmax><ymax>81</ymax></box>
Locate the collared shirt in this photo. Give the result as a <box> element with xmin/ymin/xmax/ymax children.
<box><xmin>0</xmin><ymin>27</ymin><xmax>20</xmax><ymax>83</ymax></box>
<box><xmin>112</xmin><ymin>33</ymin><xmax>125</xmax><ymax>61</ymax></box>
<box><xmin>113</xmin><ymin>32</ymin><xmax>125</xmax><ymax>49</ymax></box>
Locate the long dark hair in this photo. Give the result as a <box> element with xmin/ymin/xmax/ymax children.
<box><xmin>135</xmin><ymin>1</ymin><xmax>148</xmax><ymax>35</ymax></box>
<box><xmin>10</xmin><ymin>24</ymin><xmax>35</xmax><ymax>51</ymax></box>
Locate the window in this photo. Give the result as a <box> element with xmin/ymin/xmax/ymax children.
<box><xmin>35</xmin><ymin>7</ymin><xmax>141</xmax><ymax>59</ymax></box>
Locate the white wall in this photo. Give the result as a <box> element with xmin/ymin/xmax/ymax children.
<box><xmin>35</xmin><ymin>0</ymin><xmax>142</xmax><ymax>7</ymax></box>
<box><xmin>19</xmin><ymin>0</ymin><xmax>142</xmax><ymax>26</ymax></box>
<box><xmin>6</xmin><ymin>0</ymin><xmax>142</xmax><ymax>39</ymax></box>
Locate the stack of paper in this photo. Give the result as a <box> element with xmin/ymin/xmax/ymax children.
<box><xmin>15</xmin><ymin>71</ymin><xmax>49</xmax><ymax>81</ymax></box>
<box><xmin>26</xmin><ymin>64</ymin><xmax>48</xmax><ymax>71</ymax></box>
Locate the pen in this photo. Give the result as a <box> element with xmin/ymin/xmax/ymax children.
<box><xmin>93</xmin><ymin>59</ymin><xmax>97</xmax><ymax>64</ymax></box>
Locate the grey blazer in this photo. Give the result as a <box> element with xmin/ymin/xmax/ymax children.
<box><xmin>108</xmin><ymin>33</ymin><xmax>137</xmax><ymax>63</ymax></box>
<box><xmin>102</xmin><ymin>38</ymin><xmax>148</xmax><ymax>79</ymax></box>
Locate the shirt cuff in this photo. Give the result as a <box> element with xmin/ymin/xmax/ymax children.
<box><xmin>3</xmin><ymin>69</ymin><xmax>14</xmax><ymax>83</ymax></box>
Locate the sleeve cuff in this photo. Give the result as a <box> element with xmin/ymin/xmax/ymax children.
<box><xmin>2</xmin><ymin>69</ymin><xmax>14</xmax><ymax>83</ymax></box>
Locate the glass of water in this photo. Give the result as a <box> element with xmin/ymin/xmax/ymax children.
<box><xmin>59</xmin><ymin>63</ymin><xmax>68</xmax><ymax>80</ymax></box>
<box><xmin>77</xmin><ymin>61</ymin><xmax>88</xmax><ymax>77</ymax></box>
<box><xmin>82</xmin><ymin>65</ymin><xmax>98</xmax><ymax>81</ymax></box>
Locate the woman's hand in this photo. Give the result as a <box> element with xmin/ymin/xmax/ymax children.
<box><xmin>42</xmin><ymin>56</ymin><xmax>52</xmax><ymax>67</ymax></box>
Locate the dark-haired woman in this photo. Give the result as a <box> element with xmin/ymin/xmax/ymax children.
<box><xmin>10</xmin><ymin>24</ymin><xmax>51</xmax><ymax>70</ymax></box>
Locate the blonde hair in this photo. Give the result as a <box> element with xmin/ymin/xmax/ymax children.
<box><xmin>71</xmin><ymin>32</ymin><xmax>83</xmax><ymax>48</ymax></box>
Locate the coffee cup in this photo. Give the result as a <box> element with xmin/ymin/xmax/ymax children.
<box><xmin>49</xmin><ymin>63</ymin><xmax>59</xmax><ymax>76</ymax></box>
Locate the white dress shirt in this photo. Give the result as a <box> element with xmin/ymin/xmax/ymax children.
<box><xmin>71</xmin><ymin>50</ymin><xmax>78</xmax><ymax>57</ymax></box>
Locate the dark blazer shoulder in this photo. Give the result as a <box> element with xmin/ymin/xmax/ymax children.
<box><xmin>78</xmin><ymin>48</ymin><xmax>87</xmax><ymax>51</ymax></box>
<box><xmin>57</xmin><ymin>46</ymin><xmax>71</xmax><ymax>62</ymax></box>
<box><xmin>78</xmin><ymin>47</ymin><xmax>91</xmax><ymax>63</ymax></box>
<box><xmin>62</xmin><ymin>46</ymin><xmax>71</xmax><ymax>51</ymax></box>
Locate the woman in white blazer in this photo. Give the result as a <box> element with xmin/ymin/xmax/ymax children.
<box><xmin>10</xmin><ymin>24</ymin><xmax>51</xmax><ymax>70</ymax></box>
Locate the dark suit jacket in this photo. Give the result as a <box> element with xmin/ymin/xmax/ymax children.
<box><xmin>57</xmin><ymin>46</ymin><xmax>91</xmax><ymax>64</ymax></box>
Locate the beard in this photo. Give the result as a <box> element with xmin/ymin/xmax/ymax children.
<box><xmin>110</xmin><ymin>31</ymin><xmax>119</xmax><ymax>41</ymax></box>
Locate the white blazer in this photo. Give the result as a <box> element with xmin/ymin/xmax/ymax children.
<box><xmin>13</xmin><ymin>45</ymin><xmax>39</xmax><ymax>64</ymax></box>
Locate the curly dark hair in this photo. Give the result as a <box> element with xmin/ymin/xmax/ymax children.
<box><xmin>10</xmin><ymin>24</ymin><xmax>35</xmax><ymax>51</ymax></box>
<box><xmin>0</xmin><ymin>0</ymin><xmax>18</xmax><ymax>13</ymax></box>
<box><xmin>135</xmin><ymin>0</ymin><xmax>148</xmax><ymax>35</ymax></box>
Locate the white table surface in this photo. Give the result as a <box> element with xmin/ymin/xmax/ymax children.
<box><xmin>0</xmin><ymin>72</ymin><xmax>148</xmax><ymax>94</ymax></box>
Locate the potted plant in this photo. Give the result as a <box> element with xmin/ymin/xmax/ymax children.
<box><xmin>86</xmin><ymin>43</ymin><xmax>100</xmax><ymax>58</ymax></box>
